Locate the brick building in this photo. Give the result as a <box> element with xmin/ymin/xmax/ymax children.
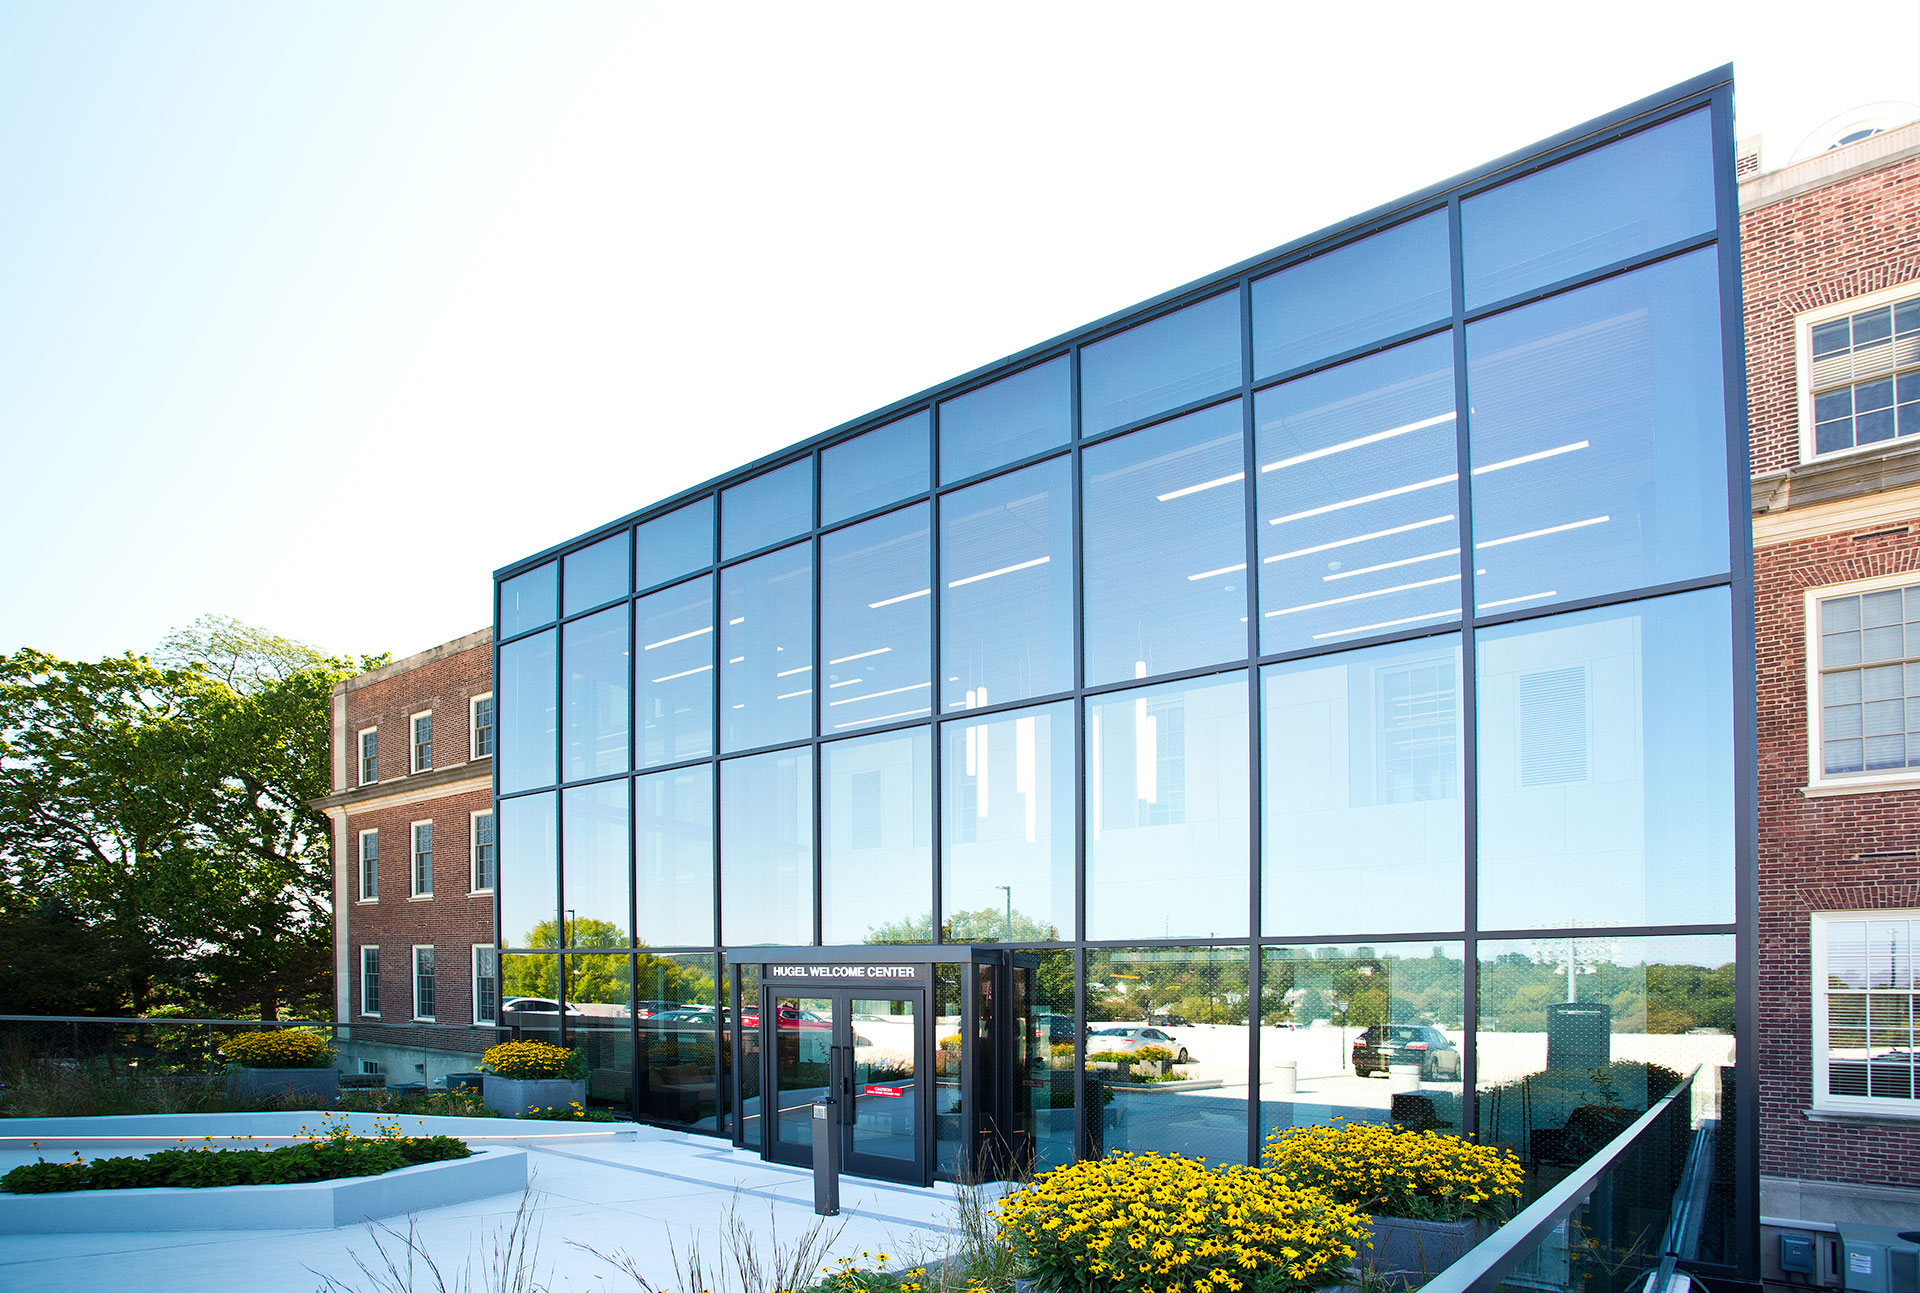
<box><xmin>1742</xmin><ymin>119</ymin><xmax>1920</xmax><ymax>1251</ymax></box>
<box><xmin>313</xmin><ymin>629</ymin><xmax>498</xmax><ymax>1085</ymax></box>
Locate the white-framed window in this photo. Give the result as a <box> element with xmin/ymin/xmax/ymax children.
<box><xmin>360</xmin><ymin>1059</ymin><xmax>382</xmax><ymax>1076</ymax></box>
<box><xmin>470</xmin><ymin>810</ymin><xmax>496</xmax><ymax>893</ymax></box>
<box><xmin>1798</xmin><ymin>284</ymin><xmax>1920</xmax><ymax>461</ymax></box>
<box><xmin>471</xmin><ymin>693</ymin><xmax>495</xmax><ymax>760</ymax></box>
<box><xmin>411</xmin><ymin>820</ymin><xmax>434</xmax><ymax>897</ymax></box>
<box><xmin>1812</xmin><ymin>910</ymin><xmax>1919</xmax><ymax>1112</ymax></box>
<box><xmin>412</xmin><ymin>945</ymin><xmax>436</xmax><ymax>1021</ymax></box>
<box><xmin>411</xmin><ymin>711</ymin><xmax>434</xmax><ymax>773</ymax></box>
<box><xmin>360</xmin><ymin>946</ymin><xmax>381</xmax><ymax>1017</ymax></box>
<box><xmin>359</xmin><ymin>728</ymin><xmax>378</xmax><ymax>785</ymax></box>
<box><xmin>473</xmin><ymin>945</ymin><xmax>498</xmax><ymax>1025</ymax></box>
<box><xmin>1805</xmin><ymin>573</ymin><xmax>1920</xmax><ymax>793</ymax></box>
<box><xmin>357</xmin><ymin>829</ymin><xmax>379</xmax><ymax>902</ymax></box>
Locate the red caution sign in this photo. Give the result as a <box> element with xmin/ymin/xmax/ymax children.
<box><xmin>863</xmin><ymin>1084</ymin><xmax>905</xmax><ymax>1098</ymax></box>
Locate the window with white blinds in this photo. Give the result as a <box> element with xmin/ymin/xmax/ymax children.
<box><xmin>1815</xmin><ymin>913</ymin><xmax>1918</xmax><ymax>1109</ymax></box>
<box><xmin>1815</xmin><ymin>585</ymin><xmax>1920</xmax><ymax>779</ymax></box>
<box><xmin>1805</xmin><ymin>294</ymin><xmax>1920</xmax><ymax>457</ymax></box>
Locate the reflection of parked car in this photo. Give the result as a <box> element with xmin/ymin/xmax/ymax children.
<box><xmin>1352</xmin><ymin>1025</ymin><xmax>1460</xmax><ymax>1079</ymax></box>
<box><xmin>1031</xmin><ymin>1013</ymin><xmax>1083</xmax><ymax>1044</ymax></box>
<box><xmin>1090</xmin><ymin>1026</ymin><xmax>1190</xmax><ymax>1064</ymax></box>
<box><xmin>503</xmin><ymin>998</ymin><xmax>583</xmax><ymax>1017</ymax></box>
<box><xmin>1151</xmin><ymin>1013</ymin><xmax>1192</xmax><ymax>1027</ymax></box>
<box><xmin>633</xmin><ymin>1000</ymin><xmax>682</xmax><ymax>1018</ymax></box>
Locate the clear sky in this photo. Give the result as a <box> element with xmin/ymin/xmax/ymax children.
<box><xmin>2</xmin><ymin>1</ymin><xmax>1916</xmax><ymax>665</ymax></box>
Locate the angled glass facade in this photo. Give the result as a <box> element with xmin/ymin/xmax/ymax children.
<box><xmin>491</xmin><ymin>72</ymin><xmax>1754</xmax><ymax>1275</ymax></box>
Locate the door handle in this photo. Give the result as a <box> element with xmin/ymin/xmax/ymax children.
<box><xmin>833</xmin><ymin>1045</ymin><xmax>854</xmax><ymax>1124</ymax></box>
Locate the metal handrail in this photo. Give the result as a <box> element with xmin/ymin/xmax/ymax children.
<box><xmin>1419</xmin><ymin>1066</ymin><xmax>1701</xmax><ymax>1293</ymax></box>
<box><xmin>0</xmin><ymin>1014</ymin><xmax>501</xmax><ymax>1035</ymax></box>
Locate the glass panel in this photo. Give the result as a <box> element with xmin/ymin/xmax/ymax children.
<box><xmin>851</xmin><ymin>996</ymin><xmax>918</xmax><ymax>1164</ymax></box>
<box><xmin>1082</xmin><ymin>292</ymin><xmax>1243</xmax><ymax>437</ymax></box>
<box><xmin>736</xmin><ymin>962</ymin><xmax>762</xmax><ymax>1147</ymax></box>
<box><xmin>499</xmin><ymin>791</ymin><xmax>557</xmax><ymax>949</ymax></box>
<box><xmin>569</xmin><ymin>953</ymin><xmax>633</xmax><ymax>1111</ymax></box>
<box><xmin>564</xmin><ymin>532</ymin><xmax>629</xmax><ymax>616</ymax></box>
<box><xmin>1012</xmin><ymin>948</ymin><xmax>1078</xmax><ymax>1173</ymax></box>
<box><xmin>1086</xmin><ymin>673</ymin><xmax>1250</xmax><ymax>939</ymax></box>
<box><xmin>720</xmin><ymin>748</ymin><xmax>814</xmax><ymax>946</ymax></box>
<box><xmin>562</xmin><ymin>780</ymin><xmax>630</xmax><ymax>946</ymax></box>
<box><xmin>562</xmin><ymin>606</ymin><xmax>630</xmax><ymax>781</ymax></box>
<box><xmin>822</xmin><ymin>411</ymin><xmax>929</xmax><ymax>524</ymax></box>
<box><xmin>1082</xmin><ymin>401</ymin><xmax>1248</xmax><ymax>686</ymax></box>
<box><xmin>934</xmin><ymin>964</ymin><xmax>964</xmax><ymax>1174</ymax></box>
<box><xmin>720</xmin><ymin>542</ymin><xmax>814</xmax><ymax>753</ymax></box>
<box><xmin>1477</xmin><ymin>934</ymin><xmax>1735</xmax><ymax>1182</ymax></box>
<box><xmin>822</xmin><ymin>727</ymin><xmax>933</xmax><ymax>944</ymax></box>
<box><xmin>498</xmin><ymin>629</ymin><xmax>557</xmax><ymax>794</ymax></box>
<box><xmin>636</xmin><ymin>497</ymin><xmax>715</xmax><ymax>592</ymax></box>
<box><xmin>500</xmin><ymin>562</ymin><xmax>557</xmax><ymax>638</ymax></box>
<box><xmin>1467</xmin><ymin>250</ymin><xmax>1729</xmax><ymax>611</ymax></box>
<box><xmin>1477</xmin><ymin>589</ymin><xmax>1735</xmax><ymax>930</ymax></box>
<box><xmin>1262</xmin><ymin>636</ymin><xmax>1464</xmax><ymax>936</ymax></box>
<box><xmin>1252</xmin><ymin>211</ymin><xmax>1451</xmax><ymax>377</ymax></box>
<box><xmin>635</xmin><ymin>766</ymin><xmax>715</xmax><ymax>948</ymax></box>
<box><xmin>943</xmin><ymin>702</ymin><xmax>1075</xmax><ymax>942</ymax></box>
<box><xmin>774</xmin><ymin>994</ymin><xmax>835</xmax><ymax>1150</ymax></box>
<box><xmin>1462</xmin><ymin>109</ymin><xmax>1716</xmax><ymax>307</ymax></box>
<box><xmin>635</xmin><ymin>576</ymin><xmax>714</xmax><ymax>768</ymax></box>
<box><xmin>1259</xmin><ymin>943</ymin><xmax>1467</xmax><ymax>1139</ymax></box>
<box><xmin>940</xmin><ymin>457</ymin><xmax>1073</xmax><ymax>711</ymax></box>
<box><xmin>939</xmin><ymin>355</ymin><xmax>1071</xmax><ymax>483</ymax></box>
<box><xmin>722</xmin><ymin>459</ymin><xmax>813</xmax><ymax>560</ymax></box>
<box><xmin>1084</xmin><ymin>945</ymin><xmax>1249</xmax><ymax>1160</ymax></box>
<box><xmin>499</xmin><ymin>953</ymin><xmax>562</xmax><ymax>1043</ymax></box>
<box><xmin>820</xmin><ymin>504</ymin><xmax>932</xmax><ymax>733</ymax></box>
<box><xmin>635</xmin><ymin>952</ymin><xmax>719</xmax><ymax>1128</ymax></box>
<box><xmin>1255</xmin><ymin>335</ymin><xmax>1460</xmax><ymax>650</ymax></box>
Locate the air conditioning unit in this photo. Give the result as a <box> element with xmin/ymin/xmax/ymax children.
<box><xmin>1837</xmin><ymin>1224</ymin><xmax>1920</xmax><ymax>1293</ymax></box>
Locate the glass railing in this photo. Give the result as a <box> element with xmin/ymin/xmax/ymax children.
<box><xmin>1424</xmin><ymin>1068</ymin><xmax>1712</xmax><ymax>1293</ymax></box>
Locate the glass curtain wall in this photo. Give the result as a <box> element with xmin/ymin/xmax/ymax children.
<box><xmin>490</xmin><ymin>85</ymin><xmax>1745</xmax><ymax>1201</ymax></box>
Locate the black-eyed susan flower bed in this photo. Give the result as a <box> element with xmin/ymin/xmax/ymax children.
<box><xmin>0</xmin><ymin>1115</ymin><xmax>470</xmax><ymax>1194</ymax></box>
<box><xmin>218</xmin><ymin>1029</ymin><xmax>336</xmax><ymax>1069</ymax></box>
<box><xmin>1262</xmin><ymin>1121</ymin><xmax>1522</xmax><ymax>1224</ymax></box>
<box><xmin>998</xmin><ymin>1152</ymin><xmax>1370</xmax><ymax>1293</ymax></box>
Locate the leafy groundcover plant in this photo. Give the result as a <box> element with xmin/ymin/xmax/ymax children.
<box><xmin>479</xmin><ymin>1040</ymin><xmax>588</xmax><ymax>1081</ymax></box>
<box><xmin>1</xmin><ymin>1115</ymin><xmax>469</xmax><ymax>1194</ymax></box>
<box><xmin>219</xmin><ymin>1028</ymin><xmax>336</xmax><ymax>1069</ymax></box>
<box><xmin>1262</xmin><ymin>1121</ymin><xmax>1522</xmax><ymax>1223</ymax></box>
<box><xmin>999</xmin><ymin>1151</ymin><xmax>1369</xmax><ymax>1293</ymax></box>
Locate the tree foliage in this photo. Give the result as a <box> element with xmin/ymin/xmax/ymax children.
<box><xmin>0</xmin><ymin>622</ymin><xmax>385</xmax><ymax>1019</ymax></box>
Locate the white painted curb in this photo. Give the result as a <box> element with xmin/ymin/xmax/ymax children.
<box><xmin>0</xmin><ymin>1145</ymin><xmax>527</xmax><ymax>1233</ymax></box>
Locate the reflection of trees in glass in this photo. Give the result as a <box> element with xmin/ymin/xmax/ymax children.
<box><xmin>1479</xmin><ymin>953</ymin><xmax>1734</xmax><ymax>1034</ymax></box>
<box><xmin>1262</xmin><ymin>946</ymin><xmax>1465</xmax><ymax>1030</ymax></box>
<box><xmin>1086</xmin><ymin>947</ymin><xmax>1251</xmax><ymax>1024</ymax></box>
<box><xmin>867</xmin><ymin>906</ymin><xmax>1062</xmax><ymax>944</ymax></box>
<box><xmin>500</xmin><ymin>931</ymin><xmax>715</xmax><ymax>1010</ymax></box>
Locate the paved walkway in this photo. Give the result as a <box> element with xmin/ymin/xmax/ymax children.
<box><xmin>0</xmin><ymin>1116</ymin><xmax>986</xmax><ymax>1292</ymax></box>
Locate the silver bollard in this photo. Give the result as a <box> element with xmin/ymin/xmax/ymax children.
<box><xmin>811</xmin><ymin>1097</ymin><xmax>840</xmax><ymax>1216</ymax></box>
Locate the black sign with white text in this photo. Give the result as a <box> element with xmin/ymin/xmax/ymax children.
<box><xmin>763</xmin><ymin>963</ymin><xmax>924</xmax><ymax>984</ymax></box>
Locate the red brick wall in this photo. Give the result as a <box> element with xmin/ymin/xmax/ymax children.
<box><xmin>335</xmin><ymin>636</ymin><xmax>495</xmax><ymax>1056</ymax></box>
<box><xmin>1742</xmin><ymin>152</ymin><xmax>1920</xmax><ymax>477</ymax></box>
<box><xmin>1752</xmin><ymin>523</ymin><xmax>1920</xmax><ymax>1185</ymax></box>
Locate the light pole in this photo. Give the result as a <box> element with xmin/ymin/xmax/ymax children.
<box><xmin>1335</xmin><ymin>997</ymin><xmax>1349</xmax><ymax>1072</ymax></box>
<box><xmin>995</xmin><ymin>885</ymin><xmax>1013</xmax><ymax>942</ymax></box>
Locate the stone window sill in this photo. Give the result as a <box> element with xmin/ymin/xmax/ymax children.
<box><xmin>1802</xmin><ymin>775</ymin><xmax>1920</xmax><ymax>798</ymax></box>
<box><xmin>1804</xmin><ymin>1106</ymin><xmax>1920</xmax><ymax>1126</ymax></box>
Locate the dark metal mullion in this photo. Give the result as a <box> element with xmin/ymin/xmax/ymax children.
<box><xmin>1078</xmin><ymin>385</ymin><xmax>1244</xmax><ymax>449</ymax></box>
<box><xmin>1459</xmin><ymin>231</ymin><xmax>1719</xmax><ymax>326</ymax></box>
<box><xmin>1238</xmin><ymin>274</ymin><xmax>1264</xmax><ymax>1169</ymax></box>
<box><xmin>1470</xmin><ymin>573</ymin><xmax>1733</xmax><ymax>630</ymax></box>
<box><xmin>928</xmin><ymin>402</ymin><xmax>945</xmax><ymax>946</ymax></box>
<box><xmin>489</xmin><ymin>581</ymin><xmax>505</xmax><ymax>1040</ymax></box>
<box><xmin>1449</xmin><ymin>194</ymin><xmax>1480</xmax><ymax>1140</ymax></box>
<box><xmin>1707</xmin><ymin>77</ymin><xmax>1762</xmax><ymax>1285</ymax></box>
<box><xmin>1069</xmin><ymin>338</ymin><xmax>1089</xmax><ymax>1161</ymax></box>
<box><xmin>810</xmin><ymin>449</ymin><xmax>824</xmax><ymax>948</ymax></box>
<box><xmin>553</xmin><ymin>560</ymin><xmax>571</xmax><ymax>1043</ymax></box>
<box><xmin>1251</xmin><ymin>315</ymin><xmax>1456</xmax><ymax>392</ymax></box>
<box><xmin>1477</xmin><ymin>921</ymin><xmax>1738</xmax><ymax>943</ymax></box>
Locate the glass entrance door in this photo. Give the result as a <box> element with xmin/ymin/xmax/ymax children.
<box><xmin>764</xmin><ymin>988</ymin><xmax>927</xmax><ymax>1185</ymax></box>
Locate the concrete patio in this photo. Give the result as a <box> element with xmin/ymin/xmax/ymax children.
<box><xmin>0</xmin><ymin>1116</ymin><xmax>984</xmax><ymax>1291</ymax></box>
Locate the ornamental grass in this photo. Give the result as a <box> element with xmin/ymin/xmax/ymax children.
<box><xmin>1261</xmin><ymin>1120</ymin><xmax>1522</xmax><ymax>1224</ymax></box>
<box><xmin>218</xmin><ymin>1028</ymin><xmax>335</xmax><ymax>1070</ymax></box>
<box><xmin>479</xmin><ymin>1040</ymin><xmax>587</xmax><ymax>1081</ymax></box>
<box><xmin>998</xmin><ymin>1151</ymin><xmax>1368</xmax><ymax>1293</ymax></box>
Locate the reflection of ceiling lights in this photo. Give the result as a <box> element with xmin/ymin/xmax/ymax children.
<box><xmin>650</xmin><ymin>665</ymin><xmax>712</xmax><ymax>684</ymax></box>
<box><xmin>868</xmin><ymin>588</ymin><xmax>930</xmax><ymax>609</ymax></box>
<box><xmin>1269</xmin><ymin>474</ymin><xmax>1457</xmax><ymax>526</ymax></box>
<box><xmin>832</xmin><ymin>707</ymin><xmax>930</xmax><ymax>729</ymax></box>
<box><xmin>1186</xmin><ymin>562</ymin><xmax>1247</xmax><ymax>582</ymax></box>
<box><xmin>1471</xmin><ymin>440</ymin><xmax>1588</xmax><ymax>476</ymax></box>
<box><xmin>1477</xmin><ymin>591</ymin><xmax>1557</xmax><ymax>610</ymax></box>
<box><xmin>1322</xmin><ymin>548</ymin><xmax>1457</xmax><ymax>582</ymax></box>
<box><xmin>829</xmin><ymin>647</ymin><xmax>892</xmax><ymax>665</ymax></box>
<box><xmin>948</xmin><ymin>556</ymin><xmax>1050</xmax><ymax>588</ymax></box>
<box><xmin>776</xmin><ymin>664</ymin><xmax>811</xmax><ymax>677</ymax></box>
<box><xmin>1268</xmin><ymin>573</ymin><xmax>1461</xmax><ymax>617</ymax></box>
<box><xmin>1265</xmin><ymin>515</ymin><xmax>1455</xmax><ymax>563</ymax></box>
<box><xmin>1311</xmin><ymin>608</ymin><xmax>1461</xmax><ymax>641</ymax></box>
<box><xmin>828</xmin><ymin>682</ymin><xmax>931</xmax><ymax>706</ymax></box>
<box><xmin>1474</xmin><ymin>515</ymin><xmax>1609</xmax><ymax>548</ymax></box>
<box><xmin>1134</xmin><ymin>661</ymin><xmax>1156</xmax><ymax>806</ymax></box>
<box><xmin>643</xmin><ymin>625</ymin><xmax>712</xmax><ymax>651</ymax></box>
<box><xmin>775</xmin><ymin>689</ymin><xmax>813</xmax><ymax>701</ymax></box>
<box><xmin>1260</xmin><ymin>411</ymin><xmax>1455</xmax><ymax>474</ymax></box>
<box><xmin>1156</xmin><ymin>471</ymin><xmax>1244</xmax><ymax>502</ymax></box>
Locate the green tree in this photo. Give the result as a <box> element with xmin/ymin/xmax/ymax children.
<box><xmin>0</xmin><ymin>623</ymin><xmax>382</xmax><ymax>1018</ymax></box>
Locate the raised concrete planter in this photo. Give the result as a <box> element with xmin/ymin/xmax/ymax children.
<box><xmin>228</xmin><ymin>1066</ymin><xmax>339</xmax><ymax>1105</ymax></box>
<box><xmin>0</xmin><ymin>1146</ymin><xmax>526</xmax><ymax>1233</ymax></box>
<box><xmin>483</xmin><ymin>1074</ymin><xmax>586</xmax><ymax>1118</ymax></box>
<box><xmin>1365</xmin><ymin>1214</ymin><xmax>1494</xmax><ymax>1285</ymax></box>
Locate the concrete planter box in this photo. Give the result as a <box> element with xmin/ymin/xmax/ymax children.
<box><xmin>1364</xmin><ymin>1214</ymin><xmax>1495</xmax><ymax>1285</ymax></box>
<box><xmin>482</xmin><ymin>1074</ymin><xmax>586</xmax><ymax>1117</ymax></box>
<box><xmin>0</xmin><ymin>1146</ymin><xmax>526</xmax><ymax>1233</ymax></box>
<box><xmin>228</xmin><ymin>1066</ymin><xmax>339</xmax><ymax>1105</ymax></box>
